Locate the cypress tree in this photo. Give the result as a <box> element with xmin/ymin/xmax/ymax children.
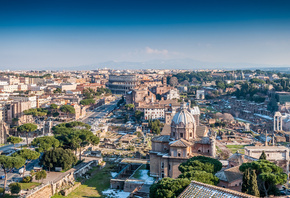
<box><xmin>241</xmin><ymin>168</ymin><xmax>250</xmax><ymax>193</ymax></box>
<box><xmin>248</xmin><ymin>169</ymin><xmax>260</xmax><ymax>197</ymax></box>
<box><xmin>259</xmin><ymin>151</ymin><xmax>267</xmax><ymax>160</ymax></box>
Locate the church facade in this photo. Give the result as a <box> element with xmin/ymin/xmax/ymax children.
<box><xmin>149</xmin><ymin>101</ymin><xmax>216</xmax><ymax>179</ymax></box>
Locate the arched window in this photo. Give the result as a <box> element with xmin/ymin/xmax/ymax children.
<box><xmin>178</xmin><ymin>153</ymin><xmax>181</xmax><ymax>157</ymax></box>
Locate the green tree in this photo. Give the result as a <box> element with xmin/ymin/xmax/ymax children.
<box><xmin>117</xmin><ymin>96</ymin><xmax>125</xmax><ymax>107</ymax></box>
<box><xmin>248</xmin><ymin>169</ymin><xmax>260</xmax><ymax>197</ymax></box>
<box><xmin>24</xmin><ymin>108</ymin><xmax>48</xmax><ymax>117</ymax></box>
<box><xmin>177</xmin><ymin>156</ymin><xmax>221</xmax><ymax>186</ymax></box>
<box><xmin>40</xmin><ymin>148</ymin><xmax>77</xmax><ymax>171</ymax></box>
<box><xmin>8</xmin><ymin>182</ymin><xmax>21</xmax><ymax>195</ymax></box>
<box><xmin>53</xmin><ymin>87</ymin><xmax>62</xmax><ymax>94</ymax></box>
<box><xmin>80</xmin><ymin>99</ymin><xmax>95</xmax><ymax>105</ymax></box>
<box><xmin>17</xmin><ymin>123</ymin><xmax>37</xmax><ymax>145</ymax></box>
<box><xmin>150</xmin><ymin>178</ymin><xmax>190</xmax><ymax>198</ymax></box>
<box><xmin>250</xmin><ymin>78</ymin><xmax>265</xmax><ymax>84</ymax></box>
<box><xmin>50</xmin><ymin>103</ymin><xmax>58</xmax><ymax>109</ymax></box>
<box><xmin>179</xmin><ymin>156</ymin><xmax>222</xmax><ymax>174</ymax></box>
<box><xmin>7</xmin><ymin>136</ymin><xmax>23</xmax><ymax>149</ymax></box>
<box><xmin>52</xmin><ymin>121</ymin><xmax>91</xmax><ymax>135</ymax></box>
<box><xmin>148</xmin><ymin>119</ymin><xmax>163</xmax><ymax>135</ymax></box>
<box><xmin>0</xmin><ymin>156</ymin><xmax>25</xmax><ymax>196</ymax></box>
<box><xmin>12</xmin><ymin>149</ymin><xmax>40</xmax><ymax>177</ymax></box>
<box><xmin>125</xmin><ymin>104</ymin><xmax>135</xmax><ymax>110</ymax></box>
<box><xmin>31</xmin><ymin>136</ymin><xmax>60</xmax><ymax>152</ymax></box>
<box><xmin>35</xmin><ymin>170</ymin><xmax>47</xmax><ymax>183</ymax></box>
<box><xmin>134</xmin><ymin>110</ymin><xmax>144</xmax><ymax>122</ymax></box>
<box><xmin>216</xmin><ymin>80</ymin><xmax>225</xmax><ymax>90</ymax></box>
<box><xmin>78</xmin><ymin>130</ymin><xmax>100</xmax><ymax>160</ymax></box>
<box><xmin>178</xmin><ymin>170</ymin><xmax>219</xmax><ymax>185</ymax></box>
<box><xmin>241</xmin><ymin>168</ymin><xmax>251</xmax><ymax>194</ymax></box>
<box><xmin>240</xmin><ymin>160</ymin><xmax>287</xmax><ymax>197</ymax></box>
<box><xmin>60</xmin><ymin>104</ymin><xmax>75</xmax><ymax>114</ymax></box>
<box><xmin>259</xmin><ymin>151</ymin><xmax>267</xmax><ymax>160</ymax></box>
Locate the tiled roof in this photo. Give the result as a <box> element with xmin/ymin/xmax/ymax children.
<box><xmin>196</xmin><ymin>125</ymin><xmax>208</xmax><ymax>138</ymax></box>
<box><xmin>215</xmin><ymin>166</ymin><xmax>243</xmax><ymax>183</ymax></box>
<box><xmin>151</xmin><ymin>135</ymin><xmax>170</xmax><ymax>143</ymax></box>
<box><xmin>169</xmin><ymin>138</ymin><xmax>192</xmax><ymax>148</ymax></box>
<box><xmin>161</xmin><ymin>124</ymin><xmax>171</xmax><ymax>135</ymax></box>
<box><xmin>178</xmin><ymin>181</ymin><xmax>257</xmax><ymax>198</ymax></box>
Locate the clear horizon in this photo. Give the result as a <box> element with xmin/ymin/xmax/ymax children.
<box><xmin>1</xmin><ymin>0</ymin><xmax>290</xmax><ymax>69</ymax></box>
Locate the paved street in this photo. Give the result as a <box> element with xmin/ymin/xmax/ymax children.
<box><xmin>83</xmin><ymin>100</ymin><xmax>118</xmax><ymax>128</ymax></box>
<box><xmin>0</xmin><ymin>158</ymin><xmax>40</xmax><ymax>188</ymax></box>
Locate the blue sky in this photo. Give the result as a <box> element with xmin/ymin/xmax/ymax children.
<box><xmin>0</xmin><ymin>0</ymin><xmax>290</xmax><ymax>69</ymax></box>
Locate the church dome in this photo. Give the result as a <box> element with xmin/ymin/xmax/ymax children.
<box><xmin>172</xmin><ymin>102</ymin><xmax>195</xmax><ymax>125</ymax></box>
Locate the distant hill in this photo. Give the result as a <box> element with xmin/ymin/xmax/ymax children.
<box><xmin>2</xmin><ymin>58</ymin><xmax>290</xmax><ymax>71</ymax></box>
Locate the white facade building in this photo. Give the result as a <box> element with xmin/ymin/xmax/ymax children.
<box><xmin>0</xmin><ymin>85</ymin><xmax>18</xmax><ymax>93</ymax></box>
<box><xmin>166</xmin><ymin>89</ymin><xmax>180</xmax><ymax>100</ymax></box>
<box><xmin>144</xmin><ymin>107</ymin><xmax>165</xmax><ymax>120</ymax></box>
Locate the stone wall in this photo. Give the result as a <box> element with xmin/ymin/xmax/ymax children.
<box><xmin>26</xmin><ymin>184</ymin><xmax>52</xmax><ymax>198</ymax></box>
<box><xmin>63</xmin><ymin>182</ymin><xmax>81</xmax><ymax>196</ymax></box>
<box><xmin>124</xmin><ymin>180</ymin><xmax>143</xmax><ymax>192</ymax></box>
<box><xmin>25</xmin><ymin>159</ymin><xmax>100</xmax><ymax>198</ymax></box>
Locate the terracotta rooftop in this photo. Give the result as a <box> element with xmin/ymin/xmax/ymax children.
<box><xmin>215</xmin><ymin>166</ymin><xmax>243</xmax><ymax>183</ymax></box>
<box><xmin>178</xmin><ymin>181</ymin><xmax>257</xmax><ymax>198</ymax></box>
<box><xmin>152</xmin><ymin>135</ymin><xmax>170</xmax><ymax>143</ymax></box>
<box><xmin>169</xmin><ymin>138</ymin><xmax>192</xmax><ymax>148</ymax></box>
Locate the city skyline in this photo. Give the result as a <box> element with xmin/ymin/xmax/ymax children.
<box><xmin>1</xmin><ymin>0</ymin><xmax>290</xmax><ymax>70</ymax></box>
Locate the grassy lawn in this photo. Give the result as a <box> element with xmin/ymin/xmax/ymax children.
<box><xmin>216</xmin><ymin>146</ymin><xmax>222</xmax><ymax>155</ymax></box>
<box><xmin>52</xmin><ymin>164</ymin><xmax>115</xmax><ymax>198</ymax></box>
<box><xmin>226</xmin><ymin>145</ymin><xmax>248</xmax><ymax>154</ymax></box>
<box><xmin>132</xmin><ymin>164</ymin><xmax>147</xmax><ymax>179</ymax></box>
<box><xmin>20</xmin><ymin>182</ymin><xmax>41</xmax><ymax>190</ymax></box>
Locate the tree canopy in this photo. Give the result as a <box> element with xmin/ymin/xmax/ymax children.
<box><xmin>31</xmin><ymin>136</ymin><xmax>60</xmax><ymax>152</ymax></box>
<box><xmin>177</xmin><ymin>156</ymin><xmax>222</xmax><ymax>186</ymax></box>
<box><xmin>125</xmin><ymin>104</ymin><xmax>135</xmax><ymax>110</ymax></box>
<box><xmin>60</xmin><ymin>105</ymin><xmax>75</xmax><ymax>114</ymax></box>
<box><xmin>35</xmin><ymin>170</ymin><xmax>47</xmax><ymax>182</ymax></box>
<box><xmin>83</xmin><ymin>87</ymin><xmax>111</xmax><ymax>99</ymax></box>
<box><xmin>23</xmin><ymin>108</ymin><xmax>48</xmax><ymax>117</ymax></box>
<box><xmin>259</xmin><ymin>151</ymin><xmax>267</xmax><ymax>160</ymax></box>
<box><xmin>240</xmin><ymin>160</ymin><xmax>287</xmax><ymax>197</ymax></box>
<box><xmin>148</xmin><ymin>119</ymin><xmax>163</xmax><ymax>135</ymax></box>
<box><xmin>40</xmin><ymin>148</ymin><xmax>77</xmax><ymax>171</ymax></box>
<box><xmin>178</xmin><ymin>170</ymin><xmax>219</xmax><ymax>185</ymax></box>
<box><xmin>80</xmin><ymin>99</ymin><xmax>95</xmax><ymax>105</ymax></box>
<box><xmin>0</xmin><ymin>155</ymin><xmax>25</xmax><ymax>195</ymax></box>
<box><xmin>50</xmin><ymin>103</ymin><xmax>58</xmax><ymax>109</ymax></box>
<box><xmin>12</xmin><ymin>149</ymin><xmax>40</xmax><ymax>177</ymax></box>
<box><xmin>134</xmin><ymin>110</ymin><xmax>144</xmax><ymax>122</ymax></box>
<box><xmin>150</xmin><ymin>178</ymin><xmax>190</xmax><ymax>198</ymax></box>
<box><xmin>179</xmin><ymin>156</ymin><xmax>222</xmax><ymax>174</ymax></box>
<box><xmin>9</xmin><ymin>182</ymin><xmax>21</xmax><ymax>195</ymax></box>
<box><xmin>7</xmin><ymin>136</ymin><xmax>23</xmax><ymax>147</ymax></box>
<box><xmin>12</xmin><ymin>149</ymin><xmax>40</xmax><ymax>161</ymax></box>
<box><xmin>17</xmin><ymin>123</ymin><xmax>37</xmax><ymax>145</ymax></box>
<box><xmin>52</xmin><ymin>121</ymin><xmax>91</xmax><ymax>135</ymax></box>
<box><xmin>53</xmin><ymin>87</ymin><xmax>62</xmax><ymax>94</ymax></box>
<box><xmin>17</xmin><ymin>123</ymin><xmax>37</xmax><ymax>133</ymax></box>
